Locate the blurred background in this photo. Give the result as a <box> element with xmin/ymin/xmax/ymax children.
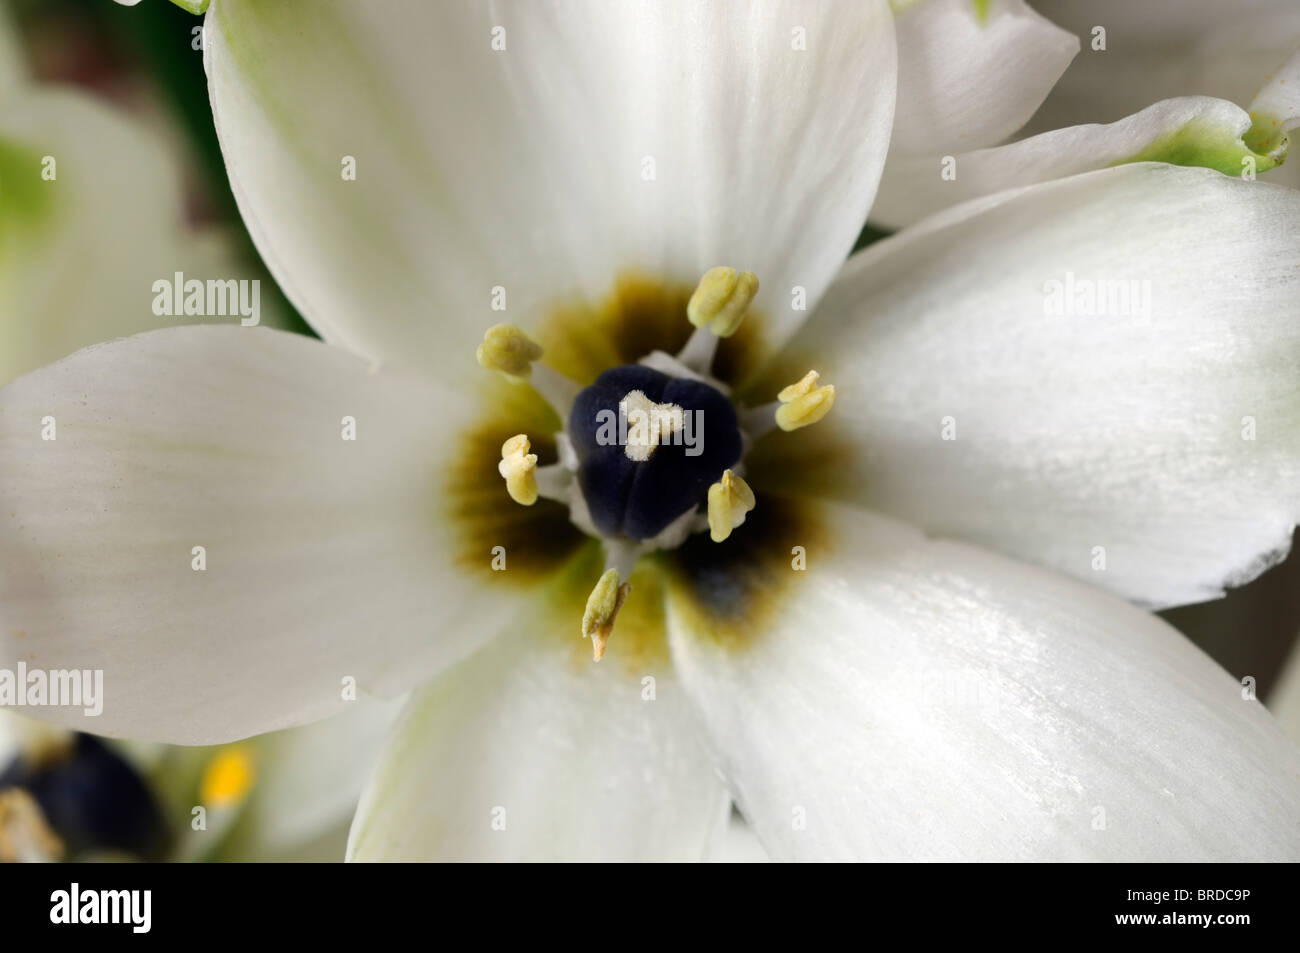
<box><xmin>2</xmin><ymin>0</ymin><xmax>1298</xmax><ymax>861</ymax></box>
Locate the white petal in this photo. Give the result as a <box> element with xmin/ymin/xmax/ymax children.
<box><xmin>0</xmin><ymin>87</ymin><xmax>281</xmax><ymax>385</ymax></box>
<box><xmin>873</xmin><ymin>96</ymin><xmax>1268</xmax><ymax>229</ymax></box>
<box><xmin>667</xmin><ymin>502</ymin><xmax>1300</xmax><ymax>861</ymax></box>
<box><xmin>1249</xmin><ymin>47</ymin><xmax>1300</xmax><ymax>136</ymax></box>
<box><xmin>795</xmin><ymin>163</ymin><xmax>1300</xmax><ymax>609</ymax></box>
<box><xmin>0</xmin><ymin>327</ymin><xmax>529</xmax><ymax>743</ymax></box>
<box><xmin>348</xmin><ymin>615</ymin><xmax>729</xmax><ymax>861</ymax></box>
<box><xmin>890</xmin><ymin>0</ymin><xmax>1077</xmax><ymax>155</ymax></box>
<box><xmin>205</xmin><ymin>0</ymin><xmax>896</xmax><ymax>372</ymax></box>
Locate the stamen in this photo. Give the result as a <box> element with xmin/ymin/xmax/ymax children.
<box><xmin>476</xmin><ymin>324</ymin><xmax>582</xmax><ymax>415</ymax></box>
<box><xmin>707</xmin><ymin>469</ymin><xmax>756</xmax><ymax>543</ymax></box>
<box><xmin>0</xmin><ymin>788</ymin><xmax>64</xmax><ymax>862</ymax></box>
<box><xmin>530</xmin><ymin>364</ymin><xmax>584</xmax><ymax>417</ymax></box>
<box><xmin>498</xmin><ymin>434</ymin><xmax>540</xmax><ymax>505</ymax></box>
<box><xmin>678</xmin><ymin>267</ymin><xmax>758</xmax><ymax>374</ymax></box>
<box><xmin>687</xmin><ymin>267</ymin><xmax>759</xmax><ymax>337</ymax></box>
<box><xmin>776</xmin><ymin>370</ymin><xmax>835</xmax><ymax>431</ymax></box>
<box><xmin>533</xmin><ymin>461</ymin><xmax>573</xmax><ymax>502</ymax></box>
<box><xmin>739</xmin><ymin>370</ymin><xmax>837</xmax><ymax>439</ymax></box>
<box><xmin>477</xmin><ymin>324</ymin><xmax>543</xmax><ymax>379</ymax></box>
<box><xmin>581</xmin><ymin>567</ymin><xmax>631</xmax><ymax>661</ymax></box>
<box><xmin>777</xmin><ymin>369</ymin><xmax>821</xmax><ymax>402</ymax></box>
<box><xmin>676</xmin><ymin>326</ymin><xmax>722</xmax><ymax>375</ymax></box>
<box><xmin>199</xmin><ymin>746</ymin><xmax>256</xmax><ymax>810</ymax></box>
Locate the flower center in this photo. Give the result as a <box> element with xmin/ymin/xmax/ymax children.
<box><xmin>472</xmin><ymin>268</ymin><xmax>836</xmax><ymax>660</ymax></box>
<box><xmin>569</xmin><ymin>365</ymin><xmax>741</xmax><ymax>540</ymax></box>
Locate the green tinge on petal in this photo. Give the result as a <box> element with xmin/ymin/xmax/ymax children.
<box><xmin>0</xmin><ymin>136</ymin><xmax>58</xmax><ymax>240</ymax></box>
<box><xmin>1113</xmin><ymin>117</ymin><xmax>1281</xmax><ymax>176</ymax></box>
<box><xmin>1244</xmin><ymin>111</ymin><xmax>1290</xmax><ymax>164</ymax></box>
<box><xmin>168</xmin><ymin>0</ymin><xmax>210</xmax><ymax>14</ymax></box>
<box><xmin>0</xmin><ymin>138</ymin><xmax>56</xmax><ymax>223</ymax></box>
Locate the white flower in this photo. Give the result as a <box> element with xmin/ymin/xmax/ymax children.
<box><xmin>876</xmin><ymin>9</ymin><xmax>1300</xmax><ymax>227</ymax></box>
<box><xmin>0</xmin><ymin>4</ymin><xmax>356</xmax><ymax>861</ymax></box>
<box><xmin>2</xmin><ymin>0</ymin><xmax>1299</xmax><ymax>862</ymax></box>
<box><xmin>1029</xmin><ymin>0</ymin><xmax>1299</xmax><ymax>154</ymax></box>
<box><xmin>888</xmin><ymin>0</ymin><xmax>1079</xmax><ymax>157</ymax></box>
<box><xmin>0</xmin><ymin>7</ymin><xmax>270</xmax><ymax>382</ymax></box>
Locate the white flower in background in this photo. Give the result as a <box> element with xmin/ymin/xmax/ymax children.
<box><xmin>1027</xmin><ymin>0</ymin><xmax>1300</xmax><ymax>189</ymax></box>
<box><xmin>886</xmin><ymin>0</ymin><xmax>1079</xmax><ymax>157</ymax></box>
<box><xmin>3</xmin><ymin>0</ymin><xmax>1300</xmax><ymax>862</ymax></box>
<box><xmin>0</xmin><ymin>3</ymin><xmax>381</xmax><ymax>861</ymax></box>
<box><xmin>873</xmin><ymin>10</ymin><xmax>1300</xmax><ymax>224</ymax></box>
<box><xmin>0</xmin><ymin>694</ymin><xmax>400</xmax><ymax>861</ymax></box>
<box><xmin>874</xmin><ymin>75</ymin><xmax>1300</xmax><ymax>227</ymax></box>
<box><xmin>194</xmin><ymin>695</ymin><xmax>403</xmax><ymax>860</ymax></box>
<box><xmin>0</xmin><ymin>4</ymin><xmax>263</xmax><ymax>382</ymax></box>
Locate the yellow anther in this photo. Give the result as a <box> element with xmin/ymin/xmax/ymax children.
<box><xmin>687</xmin><ymin>267</ymin><xmax>759</xmax><ymax>338</ymax></box>
<box><xmin>200</xmin><ymin>746</ymin><xmax>256</xmax><ymax>809</ymax></box>
<box><xmin>581</xmin><ymin>568</ymin><xmax>631</xmax><ymax>661</ymax></box>
<box><xmin>0</xmin><ymin>788</ymin><xmax>64</xmax><ymax>863</ymax></box>
<box><xmin>476</xmin><ymin>324</ymin><xmax>544</xmax><ymax>380</ymax></box>
<box><xmin>498</xmin><ymin>433</ymin><xmax>539</xmax><ymax>506</ymax></box>
<box><xmin>777</xmin><ymin>369</ymin><xmax>821</xmax><ymax>402</ymax></box>
<box><xmin>707</xmin><ymin>469</ymin><xmax>756</xmax><ymax>543</ymax></box>
<box><xmin>775</xmin><ymin>370</ymin><xmax>836</xmax><ymax>431</ymax></box>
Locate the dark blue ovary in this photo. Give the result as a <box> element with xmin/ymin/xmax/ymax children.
<box><xmin>568</xmin><ymin>365</ymin><xmax>742</xmax><ymax>540</ymax></box>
